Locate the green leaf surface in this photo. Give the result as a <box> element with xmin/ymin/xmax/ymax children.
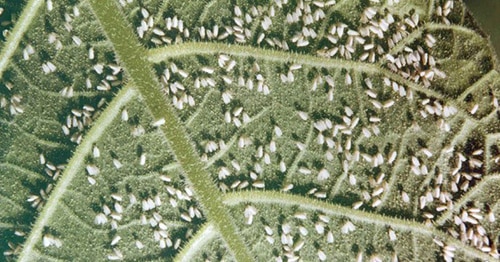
<box><xmin>0</xmin><ymin>0</ymin><xmax>499</xmax><ymax>261</ymax></box>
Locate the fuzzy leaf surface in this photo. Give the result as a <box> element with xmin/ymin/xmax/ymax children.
<box><xmin>0</xmin><ymin>0</ymin><xmax>499</xmax><ymax>261</ymax></box>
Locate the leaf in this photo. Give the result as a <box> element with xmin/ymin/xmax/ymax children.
<box><xmin>0</xmin><ymin>0</ymin><xmax>499</xmax><ymax>261</ymax></box>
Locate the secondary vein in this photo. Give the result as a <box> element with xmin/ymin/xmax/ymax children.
<box><xmin>224</xmin><ymin>191</ymin><xmax>496</xmax><ymax>262</ymax></box>
<box><xmin>0</xmin><ymin>0</ymin><xmax>44</xmax><ymax>78</ymax></box>
<box><xmin>86</xmin><ymin>1</ymin><xmax>254</xmax><ymax>261</ymax></box>
<box><xmin>17</xmin><ymin>85</ymin><xmax>137</xmax><ymax>262</ymax></box>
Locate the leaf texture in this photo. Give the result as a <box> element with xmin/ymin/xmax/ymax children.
<box><xmin>0</xmin><ymin>0</ymin><xmax>499</xmax><ymax>261</ymax></box>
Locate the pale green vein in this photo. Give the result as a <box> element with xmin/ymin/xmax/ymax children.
<box><xmin>435</xmin><ymin>174</ymin><xmax>500</xmax><ymax>226</ymax></box>
<box><xmin>425</xmin><ymin>22</ymin><xmax>484</xmax><ymax>37</ymax></box>
<box><xmin>225</xmin><ymin>191</ymin><xmax>426</xmax><ymax>230</ymax></box>
<box><xmin>0</xmin><ymin>118</ymin><xmax>65</xmax><ymax>149</ymax></box>
<box><xmin>146</xmin><ymin>51</ymin><xmax>474</xmax><ymax>131</ymax></box>
<box><xmin>29</xmin><ymin>249</ymin><xmax>65</xmax><ymax>262</ymax></box>
<box><xmin>174</xmin><ymin>223</ymin><xmax>218</xmax><ymax>262</ymax></box>
<box><xmin>17</xmin><ymin>85</ymin><xmax>137</xmax><ymax>262</ymax></box>
<box><xmin>162</xmin><ymin>162</ymin><xmax>181</xmax><ymax>172</ymax></box>
<box><xmin>223</xmin><ymin>191</ymin><xmax>495</xmax><ymax>262</ymax></box>
<box><xmin>485</xmin><ymin>133</ymin><xmax>500</xmax><ymax>172</ymax></box>
<box><xmin>146</xmin><ymin>42</ymin><xmax>452</xmax><ymax>104</ymax></box>
<box><xmin>198</xmin><ymin>0</ymin><xmax>219</xmax><ymax>24</ymax></box>
<box><xmin>116</xmin><ymin>172</ymin><xmax>158</xmax><ymax>187</ymax></box>
<box><xmin>330</xmin><ymin>159</ymin><xmax>349</xmax><ymax>197</ymax></box>
<box><xmin>375</xmin><ymin>130</ymin><xmax>409</xmax><ymax>210</ymax></box>
<box><xmin>313</xmin><ymin>0</ymin><xmax>349</xmax><ymax>50</ymax></box>
<box><xmin>381</xmin><ymin>21</ymin><xmax>486</xmax><ymax>60</ymax></box>
<box><xmin>153</xmin><ymin>0</ymin><xmax>171</xmax><ymax>26</ymax></box>
<box><xmin>411</xmin><ymin>233</ymin><xmax>419</xmax><ymax>262</ymax></box>
<box><xmin>383</xmin><ymin>160</ymin><xmax>410</xmax><ymax>210</ymax></box>
<box><xmin>331</xmin><ymin>71</ymin><xmax>366</xmax><ymax>197</ymax></box>
<box><xmin>12</xmin><ymin>63</ymin><xmax>97</xmax><ymax>98</ymax></box>
<box><xmin>185</xmin><ymin>88</ymin><xmax>217</xmax><ymax>127</ymax></box>
<box><xmin>17</xmin><ymin>127</ymin><xmax>66</xmax><ymax>149</ymax></box>
<box><xmin>117</xmin><ymin>219</ymin><xmax>185</xmax><ymax>230</ymax></box>
<box><xmin>58</xmin><ymin>202</ymin><xmax>107</xmax><ymax>234</ymax></box>
<box><xmin>456</xmin><ymin>69</ymin><xmax>498</xmax><ymax>102</ymax></box>
<box><xmin>352</xmin><ymin>71</ymin><xmax>370</xmax><ymax>127</ymax></box>
<box><xmin>33</xmin><ymin>118</ymin><xmax>64</xmax><ymax>129</ymax></box>
<box><xmin>0</xmin><ymin>222</ymin><xmax>28</xmax><ymax>229</ymax></box>
<box><xmin>0</xmin><ymin>162</ymin><xmax>45</xmax><ymax>179</ymax></box>
<box><xmin>0</xmin><ymin>0</ymin><xmax>44</xmax><ymax>78</ymax></box>
<box><xmin>419</xmin><ymin>117</ymin><xmax>477</xmax><ymax>191</ymax></box>
<box><xmin>428</xmin><ymin>0</ymin><xmax>437</xmax><ymax>20</ymax></box>
<box><xmin>206</xmin><ymin>108</ymin><xmax>270</xmax><ymax>167</ymax></box>
<box><xmin>284</xmin><ymin>99</ymin><xmax>313</xmax><ymax>186</ymax></box>
<box><xmin>492</xmin><ymin>202</ymin><xmax>500</xmax><ymax>219</ymax></box>
<box><xmin>459</xmin><ymin>2</ymin><xmax>467</xmax><ymax>25</ymax></box>
<box><xmin>148</xmin><ymin>42</ymin><xmax>381</xmax><ymax>73</ymax></box>
<box><xmin>139</xmin><ymin>0</ymin><xmax>172</xmax><ymax>42</ymax></box>
<box><xmin>384</xmin><ymin>22</ymin><xmax>482</xmax><ymax>57</ymax></box>
<box><xmin>87</xmin><ymin>1</ymin><xmax>253</xmax><ymax>261</ymax></box>
<box><xmin>0</xmin><ymin>193</ymin><xmax>25</xmax><ymax>211</ymax></box>
<box><xmin>480</xmin><ymin>106</ymin><xmax>500</xmax><ymax>125</ymax></box>
<box><xmin>385</xmin><ymin>27</ymin><xmax>424</xmax><ymax>56</ymax></box>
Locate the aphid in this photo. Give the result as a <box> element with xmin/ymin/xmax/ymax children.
<box><xmin>244</xmin><ymin>205</ymin><xmax>258</xmax><ymax>225</ymax></box>
<box><xmin>113</xmin><ymin>159</ymin><xmax>122</xmax><ymax>169</ymax></box>
<box><xmin>488</xmin><ymin>211</ymin><xmax>496</xmax><ymax>222</ymax></box>
<box><xmin>372</xmin><ymin>198</ymin><xmax>382</xmax><ymax>207</ymax></box>
<box><xmin>360</xmin><ymin>127</ymin><xmax>371</xmax><ymax>138</ymax></box>
<box><xmin>268</xmin><ymin>140</ymin><xmax>277</xmax><ymax>153</ymax></box>
<box><xmin>470</xmin><ymin>104</ymin><xmax>479</xmax><ymax>115</ymax></box>
<box><xmin>314</xmin><ymin>221</ymin><xmax>325</xmax><ymax>235</ymax></box>
<box><xmin>348</xmin><ymin>174</ymin><xmax>357</xmax><ymax>185</ymax></box>
<box><xmin>107</xmin><ymin>249</ymin><xmax>123</xmax><ymax>260</ymax></box>
<box><xmin>383</xmin><ymin>100</ymin><xmax>395</xmax><ymax>108</ymax></box>
<box><xmin>299</xmin><ymin>167</ymin><xmax>311</xmax><ymax>175</ymax></box>
<box><xmin>152</xmin><ymin>118</ymin><xmax>166</xmax><ymax>127</ymax></box>
<box><xmin>231</xmin><ymin>180</ymin><xmax>241</xmax><ymax>189</ymax></box>
<box><xmin>72</xmin><ymin>36</ymin><xmax>82</xmax><ymax>46</ymax></box>
<box><xmin>42</xmin><ymin>62</ymin><xmax>57</xmax><ymax>74</ymax></box>
<box><xmin>371</xmin><ymin>100</ymin><xmax>382</xmax><ymax>109</ymax></box>
<box><xmin>372</xmin><ymin>187</ymin><xmax>384</xmax><ymax>197</ymax></box>
<box><xmin>87</xmin><ymin>176</ymin><xmax>96</xmax><ymax>185</ymax></box>
<box><xmin>142</xmin><ymin>198</ymin><xmax>155</xmax><ymax>211</ymax></box>
<box><xmin>296</xmin><ymin>142</ymin><xmax>306</xmax><ymax>151</ymax></box>
<box><xmin>252</xmin><ymin>180</ymin><xmax>265</xmax><ymax>188</ymax></box>
<box><xmin>139</xmin><ymin>153</ymin><xmax>146</xmax><ymax>166</ymax></box>
<box><xmin>318</xmin><ymin>250</ymin><xmax>327</xmax><ymax>261</ymax></box>
<box><xmin>263</xmin><ymin>225</ymin><xmax>274</xmax><ymax>236</ymax></box>
<box><xmin>222</xmin><ymin>91</ymin><xmax>232</xmax><ymax>104</ymax></box>
<box><xmin>370</xmin><ymin>255</ymin><xmax>383</xmax><ymax>262</ymax></box>
<box><xmin>341</xmin><ymin>221</ymin><xmax>356</xmax><ymax>234</ymax></box>
<box><xmin>110</xmin><ymin>194</ymin><xmax>122</xmax><ymax>202</ymax></box>
<box><xmin>86</xmin><ymin>165</ymin><xmax>99</xmax><ymax>175</ymax></box>
<box><xmin>37</xmin><ymin>153</ymin><xmax>46</xmax><ymax>165</ymax></box>
<box><xmin>401</xmin><ymin>191</ymin><xmax>410</xmax><ymax>203</ymax></box>
<box><xmin>265</xmin><ymin>235</ymin><xmax>274</xmax><ymax>244</ymax></box>
<box><xmin>279</xmin><ymin>161</ymin><xmax>287</xmax><ymax>173</ymax></box>
<box><xmin>92</xmin><ymin>212</ymin><xmax>107</xmax><ymax>225</ymax></box>
<box><xmin>314</xmin><ymin>190</ymin><xmax>327</xmax><ymax>198</ymax></box>
<box><xmin>351</xmin><ymin>252</ymin><xmax>363</xmax><ymax>262</ymax></box>
<box><xmin>388</xmin><ymin>229</ymin><xmax>397</xmax><ymax>241</ymax></box>
<box><xmin>317</xmin><ymin>169</ymin><xmax>330</xmax><ymax>181</ymax></box>
<box><xmin>46</xmin><ymin>0</ymin><xmax>53</xmax><ymax>11</ymax></box>
<box><xmin>294</xmin><ymin>212</ymin><xmax>307</xmax><ymax>220</ymax></box>
<box><xmin>111</xmin><ymin>236</ymin><xmax>121</xmax><ymax>246</ymax></box>
<box><xmin>43</xmin><ymin>234</ymin><xmax>62</xmax><ymax>248</ymax></box>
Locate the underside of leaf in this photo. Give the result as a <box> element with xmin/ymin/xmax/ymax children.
<box><xmin>0</xmin><ymin>0</ymin><xmax>499</xmax><ymax>261</ymax></box>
